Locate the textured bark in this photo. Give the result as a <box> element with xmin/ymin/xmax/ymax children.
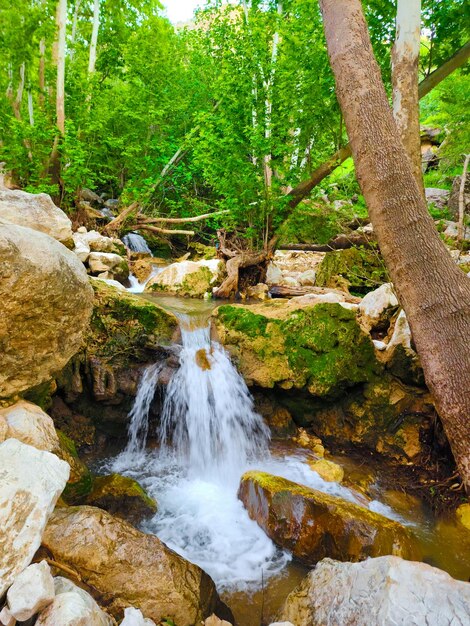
<box><xmin>88</xmin><ymin>0</ymin><xmax>100</xmax><ymax>75</ymax></box>
<box><xmin>319</xmin><ymin>0</ymin><xmax>470</xmax><ymax>491</ymax></box>
<box><xmin>392</xmin><ymin>0</ymin><xmax>423</xmax><ymax>195</ymax></box>
<box><xmin>286</xmin><ymin>40</ymin><xmax>470</xmax><ymax>210</ymax></box>
<box><xmin>213</xmin><ymin>251</ymin><xmax>267</xmax><ymax>298</ymax></box>
<box><xmin>458</xmin><ymin>154</ymin><xmax>470</xmax><ymax>244</ymax></box>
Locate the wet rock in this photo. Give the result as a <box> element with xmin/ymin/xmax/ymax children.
<box><xmin>86</xmin><ymin>473</ymin><xmax>157</xmax><ymax>524</ymax></box>
<box><xmin>146</xmin><ymin>259</ymin><xmax>225</xmax><ymax>298</ymax></box>
<box><xmin>293</xmin><ymin>428</ymin><xmax>325</xmax><ymax>456</ymax></box>
<box><xmin>56</xmin><ymin>430</ymin><xmax>93</xmax><ymax>503</ymax></box>
<box><xmin>246</xmin><ymin>283</ymin><xmax>269</xmax><ymax>300</ymax></box>
<box><xmin>425</xmin><ymin>187</ymin><xmax>450</xmax><ymax>210</ymax></box>
<box><xmin>215</xmin><ymin>302</ymin><xmax>379</xmax><ymax>398</ymax></box>
<box><xmin>88</xmin><ymin>252</ymin><xmax>129</xmax><ymax>281</ymax></box>
<box><xmin>315</xmin><ymin>248</ymin><xmax>389</xmax><ymax>293</ymax></box>
<box><xmin>36</xmin><ymin>577</ymin><xmax>114</xmax><ymax>626</ymax></box>
<box><xmin>0</xmin><ymin>439</ymin><xmax>69</xmax><ymax>596</ymax></box>
<box><xmin>238</xmin><ymin>472</ymin><xmax>417</xmax><ymax>566</ymax></box>
<box><xmin>129</xmin><ymin>258</ymin><xmax>153</xmax><ymax>283</ymax></box>
<box><xmin>307</xmin><ymin>458</ymin><xmax>344</xmax><ymax>483</ymax></box>
<box><xmin>456</xmin><ymin>503</ymin><xmax>470</xmax><ymax>531</ymax></box>
<box><xmin>41</xmin><ymin>506</ymin><xmax>232</xmax><ymax>625</ymax></box>
<box><xmin>277</xmin><ymin>556</ymin><xmax>470</xmax><ymax>625</ymax></box>
<box><xmin>0</xmin><ymin>400</ymin><xmax>59</xmax><ymax>451</ymax></box>
<box><xmin>0</xmin><ymin>223</ymin><xmax>93</xmax><ymax>398</ymax></box>
<box><xmin>0</xmin><ymin>189</ymin><xmax>73</xmax><ymax>246</ymax></box>
<box><xmin>120</xmin><ymin>607</ymin><xmax>156</xmax><ymax>625</ymax></box>
<box><xmin>359</xmin><ymin>283</ymin><xmax>398</xmax><ymax>332</ymax></box>
<box><xmin>7</xmin><ymin>561</ymin><xmax>54</xmax><ymax>621</ymax></box>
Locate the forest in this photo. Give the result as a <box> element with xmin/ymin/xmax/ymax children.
<box><xmin>0</xmin><ymin>1</ymin><xmax>470</xmax><ymax>625</ymax></box>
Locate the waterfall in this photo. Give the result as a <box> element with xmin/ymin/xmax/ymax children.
<box><xmin>125</xmin><ymin>363</ymin><xmax>162</xmax><ymax>455</ymax></box>
<box><xmin>122</xmin><ymin>232</ymin><xmax>153</xmax><ymax>255</ymax></box>
<box><xmin>159</xmin><ymin>315</ymin><xmax>270</xmax><ymax>479</ymax></box>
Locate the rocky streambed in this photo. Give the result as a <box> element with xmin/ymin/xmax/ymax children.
<box><xmin>1</xmin><ymin>187</ymin><xmax>470</xmax><ymax>626</ymax></box>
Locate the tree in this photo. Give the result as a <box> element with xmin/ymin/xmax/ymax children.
<box><xmin>318</xmin><ymin>0</ymin><xmax>470</xmax><ymax>491</ymax></box>
<box><xmin>55</xmin><ymin>0</ymin><xmax>66</xmax><ymax>135</ymax></box>
<box><xmin>88</xmin><ymin>0</ymin><xmax>100</xmax><ymax>75</ymax></box>
<box><xmin>392</xmin><ymin>0</ymin><xmax>423</xmax><ymax>194</ymax></box>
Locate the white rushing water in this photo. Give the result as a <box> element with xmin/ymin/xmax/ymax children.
<box><xmin>108</xmin><ymin>312</ymin><xmax>406</xmax><ymax>591</ymax></box>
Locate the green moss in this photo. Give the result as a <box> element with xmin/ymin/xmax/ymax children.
<box><xmin>56</xmin><ymin>430</ymin><xmax>94</xmax><ymax>503</ymax></box>
<box><xmin>87</xmin><ymin>473</ymin><xmax>157</xmax><ymax>523</ymax></box>
<box><xmin>180</xmin><ymin>266</ymin><xmax>213</xmax><ymax>297</ymax></box>
<box><xmin>189</xmin><ymin>242</ymin><xmax>218</xmax><ymax>259</ymax></box>
<box><xmin>316</xmin><ymin>247</ymin><xmax>389</xmax><ymax>294</ymax></box>
<box><xmin>216</xmin><ymin>302</ymin><xmax>379</xmax><ymax>399</ymax></box>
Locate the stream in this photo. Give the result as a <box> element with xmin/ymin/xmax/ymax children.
<box><xmin>94</xmin><ymin>291</ymin><xmax>470</xmax><ymax>625</ymax></box>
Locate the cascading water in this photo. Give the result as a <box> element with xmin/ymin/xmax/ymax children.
<box><xmin>122</xmin><ymin>232</ymin><xmax>153</xmax><ymax>255</ymax></box>
<box><xmin>109</xmin><ymin>306</ymin><xmax>405</xmax><ymax>593</ymax></box>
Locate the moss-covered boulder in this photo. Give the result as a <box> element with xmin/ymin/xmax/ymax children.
<box><xmin>145</xmin><ymin>259</ymin><xmax>225</xmax><ymax>298</ymax></box>
<box><xmin>215</xmin><ymin>301</ymin><xmax>380</xmax><ymax>399</ymax></box>
<box><xmin>55</xmin><ymin>430</ymin><xmax>93</xmax><ymax>503</ymax></box>
<box><xmin>285</xmin><ymin>375</ymin><xmax>434</xmax><ymax>462</ymax></box>
<box><xmin>238</xmin><ymin>472</ymin><xmax>418</xmax><ymax>566</ymax></box>
<box><xmin>86</xmin><ymin>473</ymin><xmax>157</xmax><ymax>524</ymax></box>
<box><xmin>88</xmin><ymin>278</ymin><xmax>177</xmax><ymax>362</ymax></box>
<box><xmin>315</xmin><ymin>247</ymin><xmax>389</xmax><ymax>294</ymax></box>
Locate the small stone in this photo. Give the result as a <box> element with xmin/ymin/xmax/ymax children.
<box><xmin>120</xmin><ymin>607</ymin><xmax>156</xmax><ymax>625</ymax></box>
<box><xmin>308</xmin><ymin>458</ymin><xmax>344</xmax><ymax>483</ymax></box>
<box><xmin>298</xmin><ymin>270</ymin><xmax>316</xmax><ymax>286</ymax></box>
<box><xmin>456</xmin><ymin>503</ymin><xmax>470</xmax><ymax>531</ymax></box>
<box><xmin>359</xmin><ymin>283</ymin><xmax>398</xmax><ymax>332</ymax></box>
<box><xmin>0</xmin><ymin>607</ymin><xmax>16</xmax><ymax>626</ymax></box>
<box><xmin>373</xmin><ymin>339</ymin><xmax>387</xmax><ymax>350</ymax></box>
<box><xmin>77</xmin><ymin>226</ymin><xmax>87</xmax><ymax>233</ymax></box>
<box><xmin>293</xmin><ymin>428</ymin><xmax>324</xmax><ymax>456</ymax></box>
<box><xmin>7</xmin><ymin>561</ymin><xmax>55</xmax><ymax>621</ymax></box>
<box><xmin>204</xmin><ymin>615</ymin><xmax>232</xmax><ymax>626</ymax></box>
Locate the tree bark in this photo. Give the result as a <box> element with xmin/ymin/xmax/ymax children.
<box><xmin>55</xmin><ymin>0</ymin><xmax>67</xmax><ymax>134</ymax></box>
<box><xmin>392</xmin><ymin>0</ymin><xmax>424</xmax><ymax>195</ymax></box>
<box><xmin>319</xmin><ymin>0</ymin><xmax>470</xmax><ymax>491</ymax></box>
<box><xmin>286</xmin><ymin>39</ymin><xmax>470</xmax><ymax>210</ymax></box>
<box><xmin>88</xmin><ymin>0</ymin><xmax>100</xmax><ymax>75</ymax></box>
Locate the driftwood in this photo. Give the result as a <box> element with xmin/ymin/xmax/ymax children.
<box><xmin>102</xmin><ymin>202</ymin><xmax>139</xmax><ymax>236</ymax></box>
<box><xmin>269</xmin><ymin>285</ymin><xmax>361</xmax><ymax>302</ymax></box>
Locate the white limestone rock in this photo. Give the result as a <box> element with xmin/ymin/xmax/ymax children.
<box><xmin>7</xmin><ymin>561</ymin><xmax>54</xmax><ymax>621</ymax></box>
<box><xmin>35</xmin><ymin>577</ymin><xmax>114</xmax><ymax>626</ymax></box>
<box><xmin>266</xmin><ymin>263</ymin><xmax>283</xmax><ymax>285</ymax></box>
<box><xmin>120</xmin><ymin>607</ymin><xmax>156</xmax><ymax>626</ymax></box>
<box><xmin>0</xmin><ymin>400</ymin><xmax>59</xmax><ymax>451</ymax></box>
<box><xmin>73</xmin><ymin>236</ymin><xmax>91</xmax><ymax>263</ymax></box>
<box><xmin>145</xmin><ymin>259</ymin><xmax>224</xmax><ymax>297</ymax></box>
<box><xmin>0</xmin><ymin>607</ymin><xmax>15</xmax><ymax>626</ymax></box>
<box><xmin>298</xmin><ymin>269</ymin><xmax>317</xmax><ymax>286</ymax></box>
<box><xmin>359</xmin><ymin>283</ymin><xmax>399</xmax><ymax>332</ymax></box>
<box><xmin>88</xmin><ymin>252</ymin><xmax>128</xmax><ymax>274</ymax></box>
<box><xmin>387</xmin><ymin>309</ymin><xmax>412</xmax><ymax>351</ymax></box>
<box><xmin>278</xmin><ymin>556</ymin><xmax>470</xmax><ymax>626</ymax></box>
<box><xmin>0</xmin><ymin>189</ymin><xmax>73</xmax><ymax>246</ymax></box>
<box><xmin>0</xmin><ymin>439</ymin><xmax>70</xmax><ymax>597</ymax></box>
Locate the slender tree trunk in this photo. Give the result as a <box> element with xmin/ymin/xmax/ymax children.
<box><xmin>458</xmin><ymin>154</ymin><xmax>470</xmax><ymax>244</ymax></box>
<box><xmin>318</xmin><ymin>0</ymin><xmax>470</xmax><ymax>491</ymax></box>
<box><xmin>39</xmin><ymin>38</ymin><xmax>46</xmax><ymax>108</ymax></box>
<box><xmin>70</xmin><ymin>0</ymin><xmax>82</xmax><ymax>59</ymax></box>
<box><xmin>286</xmin><ymin>39</ymin><xmax>470</xmax><ymax>210</ymax></box>
<box><xmin>392</xmin><ymin>0</ymin><xmax>424</xmax><ymax>195</ymax></box>
<box><xmin>55</xmin><ymin>0</ymin><xmax>66</xmax><ymax>135</ymax></box>
<box><xmin>88</xmin><ymin>0</ymin><xmax>100</xmax><ymax>75</ymax></box>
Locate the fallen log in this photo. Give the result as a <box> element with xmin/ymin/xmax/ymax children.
<box><xmin>278</xmin><ymin>232</ymin><xmax>374</xmax><ymax>252</ymax></box>
<box><xmin>269</xmin><ymin>285</ymin><xmax>361</xmax><ymax>302</ymax></box>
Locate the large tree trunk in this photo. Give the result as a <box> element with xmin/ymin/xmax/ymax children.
<box><xmin>319</xmin><ymin>0</ymin><xmax>470</xmax><ymax>491</ymax></box>
<box><xmin>392</xmin><ymin>0</ymin><xmax>423</xmax><ymax>195</ymax></box>
<box><xmin>286</xmin><ymin>39</ymin><xmax>470</xmax><ymax>211</ymax></box>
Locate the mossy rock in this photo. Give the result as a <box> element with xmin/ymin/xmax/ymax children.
<box><xmin>189</xmin><ymin>242</ymin><xmax>218</xmax><ymax>260</ymax></box>
<box><xmin>180</xmin><ymin>266</ymin><xmax>214</xmax><ymax>297</ymax></box>
<box><xmin>55</xmin><ymin>429</ymin><xmax>93</xmax><ymax>503</ymax></box>
<box><xmin>88</xmin><ymin>278</ymin><xmax>177</xmax><ymax>363</ymax></box>
<box><xmin>315</xmin><ymin>247</ymin><xmax>389</xmax><ymax>294</ymax></box>
<box><xmin>238</xmin><ymin>471</ymin><xmax>418</xmax><ymax>565</ymax></box>
<box><xmin>215</xmin><ymin>302</ymin><xmax>380</xmax><ymax>399</ymax></box>
<box><xmin>87</xmin><ymin>473</ymin><xmax>157</xmax><ymax>524</ymax></box>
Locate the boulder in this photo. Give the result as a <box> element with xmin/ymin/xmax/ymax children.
<box><xmin>0</xmin><ymin>400</ymin><xmax>59</xmax><ymax>451</ymax></box>
<box><xmin>36</xmin><ymin>577</ymin><xmax>114</xmax><ymax>626</ymax></box>
<box><xmin>0</xmin><ymin>439</ymin><xmax>70</xmax><ymax>596</ymax></box>
<box><xmin>298</xmin><ymin>269</ymin><xmax>317</xmax><ymax>286</ymax></box>
<box><xmin>277</xmin><ymin>556</ymin><xmax>470</xmax><ymax>625</ymax></box>
<box><xmin>359</xmin><ymin>283</ymin><xmax>398</xmax><ymax>332</ymax></box>
<box><xmin>88</xmin><ymin>252</ymin><xmax>129</xmax><ymax>281</ymax></box>
<box><xmin>214</xmin><ymin>302</ymin><xmax>379</xmax><ymax>398</ymax></box>
<box><xmin>75</xmin><ymin>230</ymin><xmax>126</xmax><ymax>256</ymax></box>
<box><xmin>238</xmin><ymin>472</ymin><xmax>417</xmax><ymax>566</ymax></box>
<box><xmin>41</xmin><ymin>506</ymin><xmax>232</xmax><ymax>625</ymax></box>
<box><xmin>425</xmin><ymin>187</ymin><xmax>450</xmax><ymax>210</ymax></box>
<box><xmin>383</xmin><ymin>310</ymin><xmax>424</xmax><ymax>385</ymax></box>
<box><xmin>86</xmin><ymin>473</ymin><xmax>157</xmax><ymax>524</ymax></box>
<box><xmin>0</xmin><ymin>189</ymin><xmax>73</xmax><ymax>246</ymax></box>
<box><xmin>56</xmin><ymin>430</ymin><xmax>93</xmax><ymax>503</ymax></box>
<box><xmin>145</xmin><ymin>259</ymin><xmax>225</xmax><ymax>297</ymax></box>
<box><xmin>266</xmin><ymin>263</ymin><xmax>283</xmax><ymax>285</ymax></box>
<box><xmin>0</xmin><ymin>607</ymin><xmax>15</xmax><ymax>626</ymax></box>
<box><xmin>7</xmin><ymin>560</ymin><xmax>54</xmax><ymax>621</ymax></box>
<box><xmin>73</xmin><ymin>237</ymin><xmax>91</xmax><ymax>263</ymax></box>
<box><xmin>307</xmin><ymin>458</ymin><xmax>344</xmax><ymax>483</ymax></box>
<box><xmin>315</xmin><ymin>248</ymin><xmax>389</xmax><ymax>293</ymax></box>
<box><xmin>0</xmin><ymin>223</ymin><xmax>94</xmax><ymax>398</ymax></box>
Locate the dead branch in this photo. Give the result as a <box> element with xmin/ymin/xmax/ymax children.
<box><xmin>137</xmin><ymin>209</ymin><xmax>229</xmax><ymax>224</ymax></box>
<box><xmin>136</xmin><ymin>224</ymin><xmax>195</xmax><ymax>236</ymax></box>
<box><xmin>278</xmin><ymin>232</ymin><xmax>374</xmax><ymax>252</ymax></box>
<box><xmin>102</xmin><ymin>202</ymin><xmax>140</xmax><ymax>236</ymax></box>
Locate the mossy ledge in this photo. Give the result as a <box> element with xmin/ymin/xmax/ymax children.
<box><xmin>215</xmin><ymin>302</ymin><xmax>380</xmax><ymax>399</ymax></box>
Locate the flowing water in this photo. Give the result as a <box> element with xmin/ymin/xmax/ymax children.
<box><xmin>99</xmin><ymin>296</ymin><xmax>470</xmax><ymax>624</ymax></box>
<box><xmin>122</xmin><ymin>232</ymin><xmax>153</xmax><ymax>254</ymax></box>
